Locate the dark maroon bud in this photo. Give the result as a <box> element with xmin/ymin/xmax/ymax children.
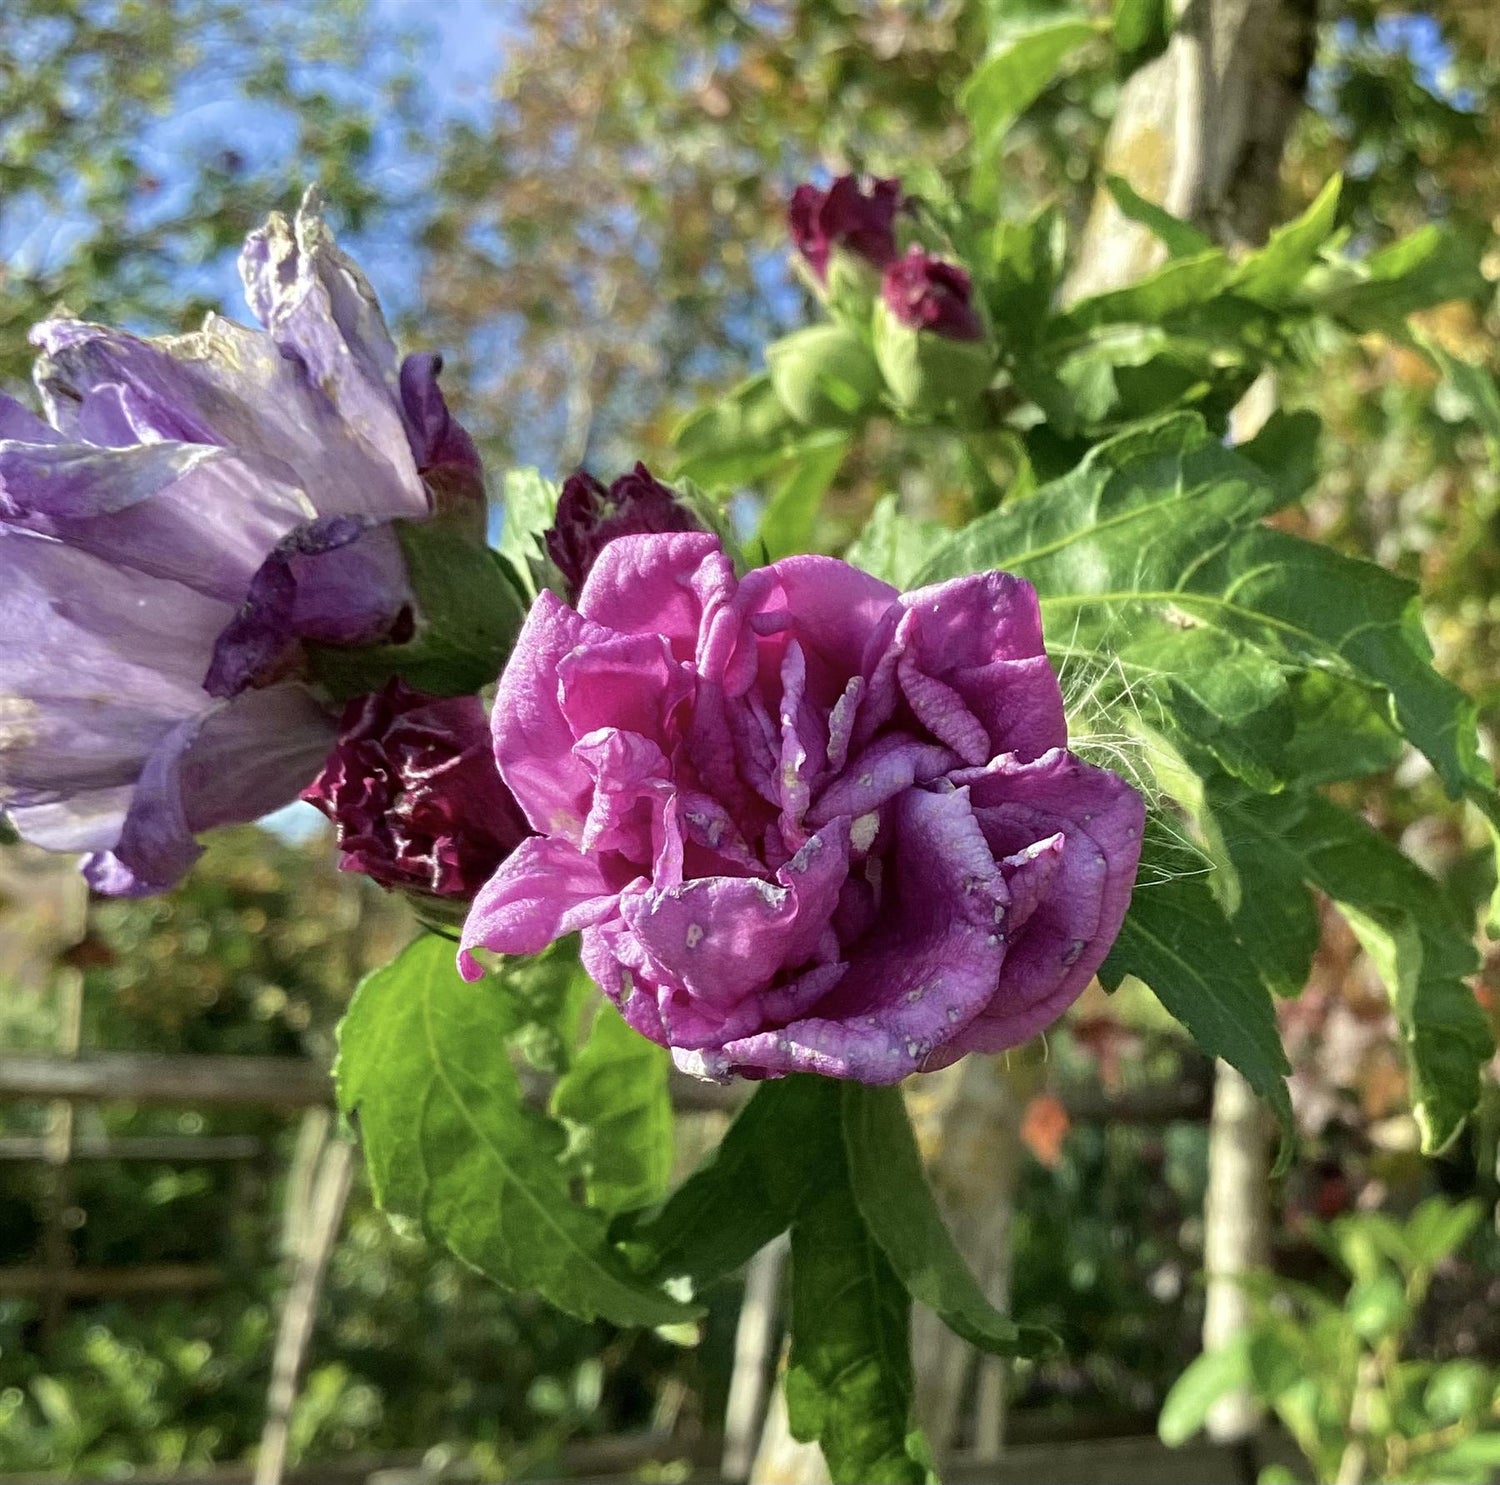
<box><xmin>545</xmin><ymin>462</ymin><xmax>703</xmax><ymax>600</ymax></box>
<box><xmin>881</xmin><ymin>248</ymin><xmax>985</xmax><ymax>341</ymax></box>
<box><xmin>788</xmin><ymin>175</ymin><xmax>902</xmax><ymax>281</ymax></box>
<box><xmin>304</xmin><ymin>680</ymin><xmax>527</xmax><ymax>900</ymax></box>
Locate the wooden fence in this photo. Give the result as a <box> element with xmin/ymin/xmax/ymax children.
<box><xmin>0</xmin><ymin>1042</ymin><xmax>1218</xmax><ymax>1484</ymax></box>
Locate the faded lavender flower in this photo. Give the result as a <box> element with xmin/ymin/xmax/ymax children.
<box><xmin>881</xmin><ymin>248</ymin><xmax>985</xmax><ymax>341</ymax></box>
<box><xmin>788</xmin><ymin>175</ymin><xmax>902</xmax><ymax>281</ymax></box>
<box><xmin>305</xmin><ymin>680</ymin><xmax>529</xmax><ymax>900</ymax></box>
<box><xmin>0</xmin><ymin>190</ymin><xmax>477</xmax><ymax>894</ymax></box>
<box><xmin>545</xmin><ymin>463</ymin><xmax>703</xmax><ymax>600</ymax></box>
<box><xmin>461</xmin><ymin>533</ymin><xmax>1144</xmax><ymax>1084</ymax></box>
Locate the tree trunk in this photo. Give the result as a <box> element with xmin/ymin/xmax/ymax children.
<box><xmin>1066</xmin><ymin>0</ymin><xmax>1317</xmax><ymax>303</ymax></box>
<box><xmin>1068</xmin><ymin>0</ymin><xmax>1315</xmax><ymax>1450</ymax></box>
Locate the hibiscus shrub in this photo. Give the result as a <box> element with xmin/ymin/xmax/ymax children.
<box><xmin>3</xmin><ymin>75</ymin><xmax>1499</xmax><ymax>1485</ymax></box>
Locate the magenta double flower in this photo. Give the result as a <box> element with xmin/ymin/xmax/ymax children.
<box><xmin>461</xmin><ymin>533</ymin><xmax>1143</xmax><ymax>1083</ymax></box>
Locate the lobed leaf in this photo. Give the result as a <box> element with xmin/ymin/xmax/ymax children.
<box><xmin>784</xmin><ymin>1134</ymin><xmax>933</xmax><ymax>1485</ymax></box>
<box><xmin>335</xmin><ymin>935</ymin><xmax>695</xmax><ymax>1327</ymax></box>
<box><xmin>1098</xmin><ymin>852</ymin><xmax>1292</xmax><ymax>1123</ymax></box>
<box><xmin>1218</xmin><ymin>792</ymin><xmax>1493</xmax><ymax>1152</ymax></box>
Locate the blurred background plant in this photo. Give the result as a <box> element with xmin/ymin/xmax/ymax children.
<box><xmin>3</xmin><ymin>0</ymin><xmax>1500</xmax><ymax>1478</ymax></box>
<box><xmin>1159</xmin><ymin>1198</ymin><xmax>1500</xmax><ymax>1483</ymax></box>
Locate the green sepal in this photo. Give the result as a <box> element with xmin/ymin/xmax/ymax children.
<box><xmin>308</xmin><ymin>517</ymin><xmax>526</xmax><ymax>701</ymax></box>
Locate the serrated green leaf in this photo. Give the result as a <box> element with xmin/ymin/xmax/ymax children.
<box><xmin>842</xmin><ymin>1085</ymin><xmax>1051</xmax><ymax>1358</ymax></box>
<box><xmin>914</xmin><ymin>417</ymin><xmax>1500</xmax><ymax>831</ymax></box>
<box><xmin>844</xmin><ymin>495</ymin><xmax>950</xmax><ymax>589</ymax></box>
<box><xmin>785</xmin><ymin>1135</ymin><xmax>931</xmax><ymax>1485</ymax></box>
<box><xmin>496</xmin><ymin>467</ymin><xmax>560</xmax><ymax>601</ymax></box>
<box><xmin>1100</xmin><ymin>862</ymin><xmax>1291</xmax><ymax>1122</ymax></box>
<box><xmin>620</xmin><ymin>1075</ymin><xmax>837</xmax><ymax>1292</ymax></box>
<box><xmin>551</xmin><ymin>1002</ymin><xmax>674</xmax><ymax>1216</ymax></box>
<box><xmin>1218</xmin><ymin>793</ymin><xmax>1492</xmax><ymax>1152</ymax></box>
<box><xmin>335</xmin><ymin>936</ymin><xmax>695</xmax><ymax>1327</ymax></box>
<box><xmin>1102</xmin><ymin>177</ymin><xmax>1212</xmax><ymax>259</ymax></box>
<box><xmin>961</xmin><ymin>19</ymin><xmax>1100</xmax><ymax>160</ymax></box>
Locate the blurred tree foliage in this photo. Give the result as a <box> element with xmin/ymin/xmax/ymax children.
<box><xmin>0</xmin><ymin>0</ymin><xmax>423</xmax><ymax>388</ymax></box>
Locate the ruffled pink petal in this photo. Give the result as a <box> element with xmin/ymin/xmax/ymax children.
<box><xmin>574</xmin><ymin>531</ymin><xmax>728</xmax><ymax>660</ymax></box>
<box><xmin>459</xmin><ymin>835</ymin><xmax>629</xmax><ymax>980</ymax></box>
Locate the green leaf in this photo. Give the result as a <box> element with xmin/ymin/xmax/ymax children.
<box><xmin>1102</xmin><ymin>177</ymin><xmax>1212</xmax><ymax>259</ymax></box>
<box><xmin>335</xmin><ymin>936</ymin><xmax>695</xmax><ymax>1327</ymax></box>
<box><xmin>961</xmin><ymin>19</ymin><xmax>1101</xmax><ymax>159</ymax></box>
<box><xmin>1050</xmin><ymin>250</ymin><xmax>1233</xmax><ymax>337</ymax></box>
<box><xmin>1303</xmin><ymin>226</ymin><xmax>1485</xmax><ymax>332</ymax></box>
<box><xmin>842</xmin><ymin>1085</ymin><xmax>1051</xmax><ymax>1358</ymax></box>
<box><xmin>1421</xmin><ymin>1432</ymin><xmax>1500</xmax><ymax>1481</ymax></box>
<box><xmin>844</xmin><ymin>495</ymin><xmax>950</xmax><ymax>589</ymax></box>
<box><xmin>1230</xmin><ymin>175</ymin><xmax>1342</xmax><ymax>305</ymax></box>
<box><xmin>1404</xmin><ymin>1198</ymin><xmax>1482</xmax><ymax>1270</ymax></box>
<box><xmin>492</xmin><ymin>937</ymin><xmax>593</xmax><ymax>1075</ymax></box>
<box><xmin>551</xmin><ymin>1003</ymin><xmax>674</xmax><ymax>1216</ymax></box>
<box><xmin>1218</xmin><ymin>793</ymin><xmax>1492</xmax><ymax>1152</ymax></box>
<box><xmin>496</xmin><ymin>467</ymin><xmax>560</xmax><ymax>600</ymax></box>
<box><xmin>1415</xmin><ymin>332</ymin><xmax>1500</xmax><ymax>459</ymax></box>
<box><xmin>1112</xmin><ymin>0</ymin><xmax>1169</xmax><ymax>60</ymax></box>
<box><xmin>1099</xmin><ymin>859</ymin><xmax>1292</xmax><ymax>1123</ymax></box>
<box><xmin>754</xmin><ymin>432</ymin><xmax>850</xmax><ymax>559</ymax></box>
<box><xmin>1158</xmin><ymin>1335</ymin><xmax>1253</xmax><ymax>1446</ymax></box>
<box><xmin>1233</xmin><ymin>409</ymin><xmax>1322</xmax><ymax>506</ymax></box>
<box><xmin>914</xmin><ymin>416</ymin><xmax>1500</xmax><ymax>827</ymax></box>
<box><xmin>620</xmin><ymin>1075</ymin><xmax>838</xmax><ymax>1292</ymax></box>
<box><xmin>988</xmin><ymin>204</ymin><xmax>1067</xmax><ymax>345</ymax></box>
<box><xmin>308</xmin><ymin>519</ymin><xmax>527</xmax><ymax>700</ymax></box>
<box><xmin>671</xmin><ymin>372</ymin><xmax>807</xmax><ymax>489</ymax></box>
<box><xmin>784</xmin><ymin>1136</ymin><xmax>931</xmax><ymax>1485</ymax></box>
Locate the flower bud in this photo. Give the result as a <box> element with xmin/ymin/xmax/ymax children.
<box><xmin>875</xmin><ymin>249</ymin><xmax>995</xmax><ymax>413</ymax></box>
<box><xmin>788</xmin><ymin>175</ymin><xmax>902</xmax><ymax>321</ymax></box>
<box><xmin>765</xmin><ymin>324</ymin><xmax>883</xmax><ymax>427</ymax></box>
<box><xmin>304</xmin><ymin>680</ymin><xmax>528</xmax><ymax>905</ymax></box>
<box><xmin>545</xmin><ymin>463</ymin><xmax>703</xmax><ymax>600</ymax></box>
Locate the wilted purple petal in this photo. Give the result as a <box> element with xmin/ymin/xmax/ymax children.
<box><xmin>2</xmin><ymin>195</ymin><xmax>475</xmax><ymax>893</ymax></box>
<box><xmin>397</xmin><ymin>352</ymin><xmax>485</xmax><ymax>514</ymax></box>
<box><xmin>0</xmin><ymin>441</ymin><xmax>304</xmax><ymax>602</ymax></box>
<box><xmin>107</xmin><ymin>685</ymin><xmax>337</xmax><ymax>895</ymax></box>
<box><xmin>204</xmin><ymin>516</ymin><xmax>412</xmax><ymax>698</ymax></box>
